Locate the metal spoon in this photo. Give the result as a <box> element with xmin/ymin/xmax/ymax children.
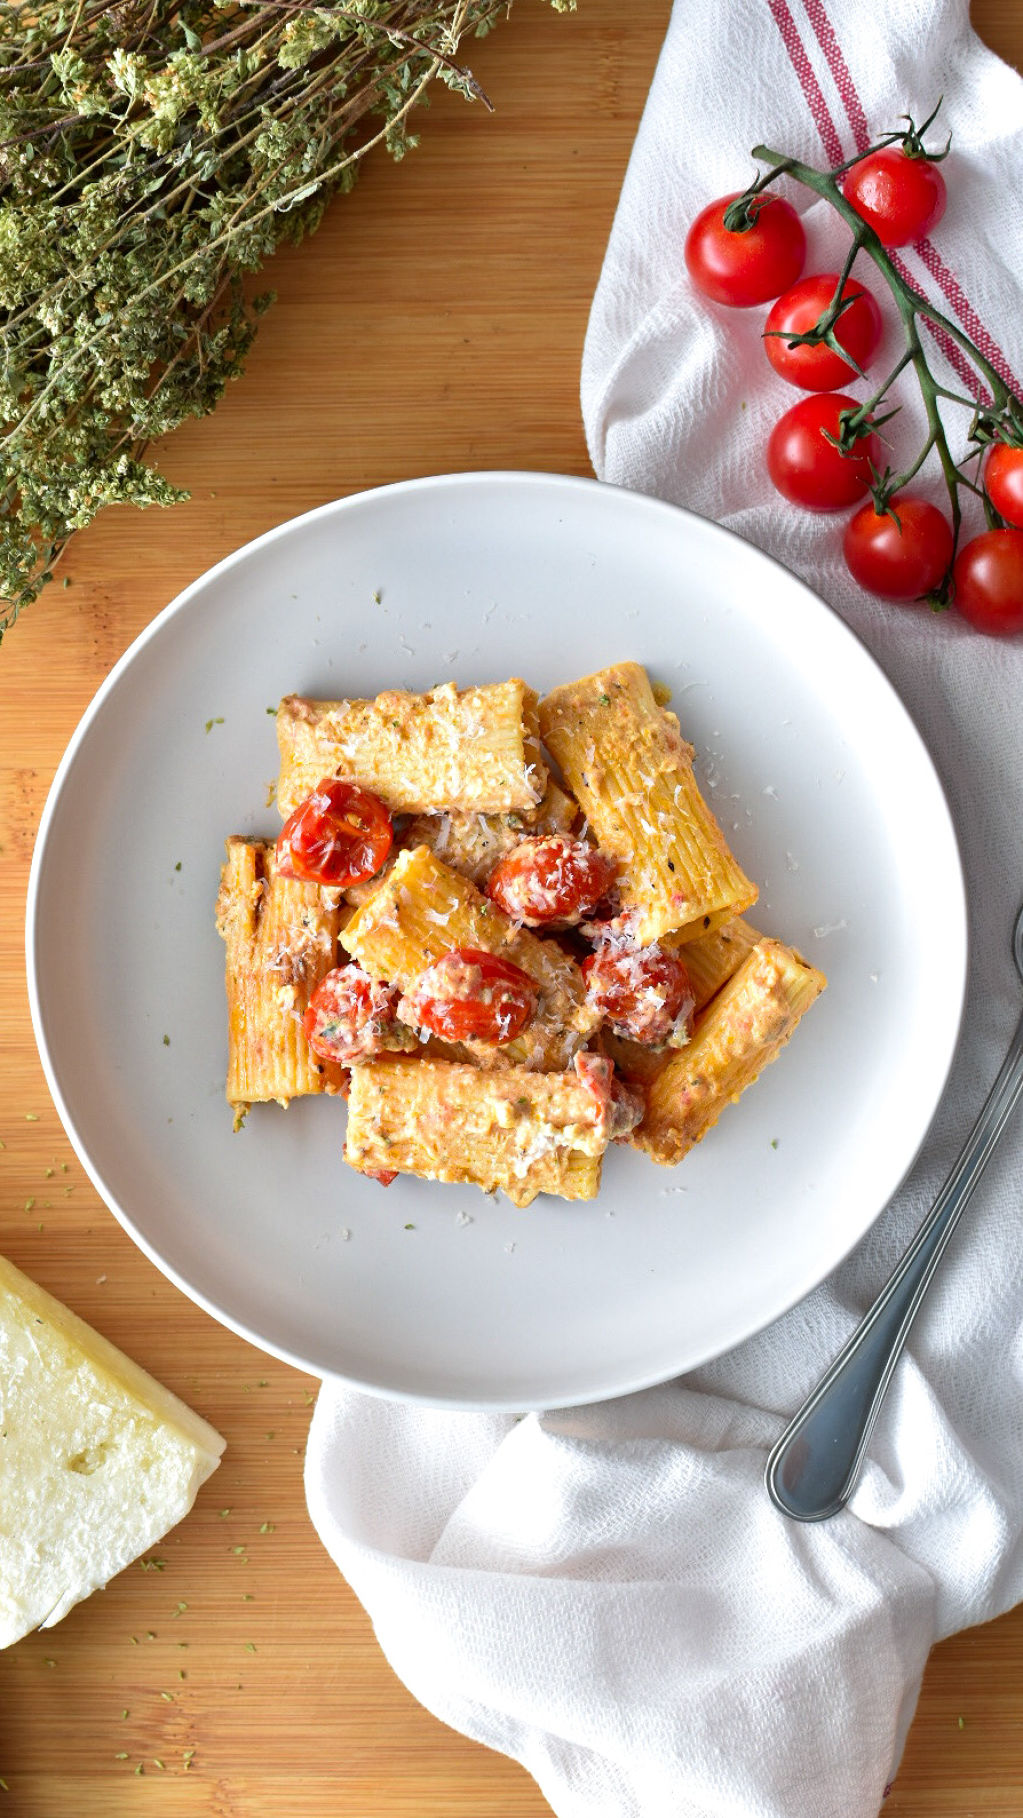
<box><xmin>766</xmin><ymin>899</ymin><xmax>1023</xmax><ymax>1523</ymax></box>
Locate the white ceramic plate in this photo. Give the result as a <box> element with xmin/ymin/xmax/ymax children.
<box><xmin>27</xmin><ymin>472</ymin><xmax>966</xmax><ymax>1409</ymax></box>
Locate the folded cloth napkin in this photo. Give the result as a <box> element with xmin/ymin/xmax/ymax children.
<box><xmin>306</xmin><ymin>3</ymin><xmax>1023</xmax><ymax>1813</ymax></box>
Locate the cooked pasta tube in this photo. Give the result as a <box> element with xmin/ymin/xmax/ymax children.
<box><xmin>215</xmin><ymin>837</ymin><xmax>347</xmax><ymax>1121</ymax></box>
<box><xmin>663</xmin><ymin>916</ymin><xmax>763</xmax><ymax>1002</ymax></box>
<box><xmin>276</xmin><ymin>681</ymin><xmax>546</xmax><ymax>819</ymax></box>
<box><xmin>339</xmin><ymin>844</ymin><xmax>599</xmax><ymax>1071</ymax></box>
<box><xmin>538</xmin><ymin>662</ymin><xmax>758</xmax><ymax>946</ymax></box>
<box><xmin>344</xmin><ymin>1057</ymin><xmax>606</xmax><ymax>1206</ymax></box>
<box><xmin>634</xmin><ymin>937</ymin><xmax>826</xmax><ymax>1165</ymax></box>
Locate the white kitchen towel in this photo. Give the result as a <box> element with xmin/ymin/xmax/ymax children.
<box><xmin>305</xmin><ymin>4</ymin><xmax>1023</xmax><ymax>1815</ymax></box>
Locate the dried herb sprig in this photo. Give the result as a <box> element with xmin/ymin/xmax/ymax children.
<box><xmin>730</xmin><ymin>102</ymin><xmax>1023</xmax><ymax>602</ymax></box>
<box><xmin>0</xmin><ymin>0</ymin><xmax>570</xmax><ymax>635</ymax></box>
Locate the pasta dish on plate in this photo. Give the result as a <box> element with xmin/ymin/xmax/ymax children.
<box><xmin>216</xmin><ymin>661</ymin><xmax>826</xmax><ymax>1207</ymax></box>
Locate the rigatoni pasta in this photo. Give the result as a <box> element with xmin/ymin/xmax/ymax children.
<box><xmin>215</xmin><ymin>837</ymin><xmax>348</xmax><ymax>1123</ymax></box>
<box><xmin>538</xmin><ymin>661</ymin><xmax>758</xmax><ymax>946</ymax></box>
<box><xmin>216</xmin><ymin>660</ymin><xmax>826</xmax><ymax>1204</ymax></box>
<box><xmin>345</xmin><ymin>1056</ymin><xmax>610</xmax><ymax>1207</ymax></box>
<box><xmin>634</xmin><ymin>938</ymin><xmax>827</xmax><ymax>1166</ymax></box>
<box><xmin>276</xmin><ymin>680</ymin><xmax>546</xmax><ymax>819</ymax></box>
<box><xmin>340</xmin><ymin>844</ymin><xmax>599</xmax><ymax>1073</ymax></box>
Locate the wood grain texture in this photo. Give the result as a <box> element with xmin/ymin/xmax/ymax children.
<box><xmin>1</xmin><ymin>0</ymin><xmax>1020</xmax><ymax>1811</ymax></box>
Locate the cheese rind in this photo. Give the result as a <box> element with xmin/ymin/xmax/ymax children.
<box><xmin>0</xmin><ymin>1256</ymin><xmax>225</xmax><ymax>1648</ymax></box>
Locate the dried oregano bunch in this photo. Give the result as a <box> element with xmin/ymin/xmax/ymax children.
<box><xmin>0</xmin><ymin>0</ymin><xmax>570</xmax><ymax>636</ymax></box>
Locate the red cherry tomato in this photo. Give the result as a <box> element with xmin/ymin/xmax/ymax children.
<box><xmin>843</xmin><ymin>496</ymin><xmax>954</xmax><ymax>601</ymax></box>
<box><xmin>404</xmin><ymin>948</ymin><xmax>538</xmax><ymax>1045</ymax></box>
<box><xmin>985</xmin><ymin>443</ymin><xmax>1023</xmax><ymax>531</ymax></box>
<box><xmin>303</xmin><ymin>965</ymin><xmax>413</xmax><ymax>1065</ymax></box>
<box><xmin>767</xmin><ymin>393</ymin><xmax>880</xmax><ymax>511</ymax></box>
<box><xmin>952</xmin><ymin>529</ymin><xmax>1023</xmax><ymax>636</ymax></box>
<box><xmin>764</xmin><ymin>273</ymin><xmax>883</xmax><ymax>392</ymax></box>
<box><xmin>276</xmin><ymin>779</ymin><xmax>392</xmax><ymax>887</ymax></box>
<box><xmin>842</xmin><ymin>147</ymin><xmax>947</xmax><ymax>247</ymax></box>
<box><xmin>684</xmin><ymin>191</ymin><xmax>806</xmax><ymax>308</ymax></box>
<box><xmin>487</xmin><ymin>836</ymin><xmax>617</xmax><ymax>927</ymax></box>
<box><xmin>582</xmin><ymin>944</ymin><xmax>695</xmax><ymax>1047</ymax></box>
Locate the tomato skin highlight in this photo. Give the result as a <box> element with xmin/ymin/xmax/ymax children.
<box><xmin>487</xmin><ymin>836</ymin><xmax>617</xmax><ymax>927</ymax></box>
<box><xmin>276</xmin><ymin>778</ymin><xmax>392</xmax><ymax>887</ymax></box>
<box><xmin>843</xmin><ymin>496</ymin><xmax>954</xmax><ymax>601</ymax></box>
<box><xmin>952</xmin><ymin>529</ymin><xmax>1023</xmax><ymax>636</ymax></box>
<box><xmin>402</xmin><ymin>947</ymin><xmax>539</xmax><ymax>1045</ymax></box>
<box><xmin>582</xmin><ymin>944</ymin><xmax>695</xmax><ymax>1047</ymax></box>
<box><xmin>766</xmin><ymin>393</ymin><xmax>880</xmax><ymax>511</ymax></box>
<box><xmin>764</xmin><ymin>273</ymin><xmax>883</xmax><ymax>392</ymax></box>
<box><xmin>985</xmin><ymin>444</ymin><xmax>1023</xmax><ymax>531</ymax></box>
<box><xmin>684</xmin><ymin>191</ymin><xmax>806</xmax><ymax>308</ymax></box>
<box><xmin>842</xmin><ymin>148</ymin><xmax>947</xmax><ymax>247</ymax></box>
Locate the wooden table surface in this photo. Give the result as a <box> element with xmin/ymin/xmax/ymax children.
<box><xmin>2</xmin><ymin>2</ymin><xmax>1021</xmax><ymax>1812</ymax></box>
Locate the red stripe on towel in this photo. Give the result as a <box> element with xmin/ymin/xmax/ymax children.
<box><xmin>805</xmin><ymin>0</ymin><xmax>1019</xmax><ymax>398</ymax></box>
<box><xmin>765</xmin><ymin>0</ymin><xmax>845</xmax><ymax>167</ymax></box>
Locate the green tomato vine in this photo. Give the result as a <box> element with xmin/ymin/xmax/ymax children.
<box><xmin>728</xmin><ymin>102</ymin><xmax>1023</xmax><ymax>604</ymax></box>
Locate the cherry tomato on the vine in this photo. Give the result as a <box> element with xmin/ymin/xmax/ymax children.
<box><xmin>276</xmin><ymin>778</ymin><xmax>392</xmax><ymax>887</ymax></box>
<box><xmin>487</xmin><ymin>836</ymin><xmax>617</xmax><ymax>927</ymax></box>
<box><xmin>985</xmin><ymin>443</ymin><xmax>1023</xmax><ymax>531</ymax></box>
<box><xmin>952</xmin><ymin>529</ymin><xmax>1023</xmax><ymax>636</ymax></box>
<box><xmin>763</xmin><ymin>273</ymin><xmax>883</xmax><ymax>392</ymax></box>
<box><xmin>842</xmin><ymin>147</ymin><xmax>947</xmax><ymax>247</ymax></box>
<box><xmin>843</xmin><ymin>496</ymin><xmax>954</xmax><ymax>601</ymax></box>
<box><xmin>684</xmin><ymin>191</ymin><xmax>806</xmax><ymax>308</ymax></box>
<box><xmin>766</xmin><ymin>393</ymin><xmax>880</xmax><ymax>511</ymax></box>
<box><xmin>404</xmin><ymin>947</ymin><xmax>538</xmax><ymax>1045</ymax></box>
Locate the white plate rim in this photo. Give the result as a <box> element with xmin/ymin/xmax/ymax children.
<box><xmin>24</xmin><ymin>470</ymin><xmax>969</xmax><ymax>1407</ymax></box>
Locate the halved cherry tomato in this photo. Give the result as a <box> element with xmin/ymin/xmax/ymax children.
<box><xmin>277</xmin><ymin>779</ymin><xmax>392</xmax><ymax>887</ymax></box>
<box><xmin>487</xmin><ymin>836</ymin><xmax>617</xmax><ymax>927</ymax></box>
<box><xmin>303</xmin><ymin>965</ymin><xmax>414</xmax><ymax>1065</ymax></box>
<box><xmin>767</xmin><ymin>393</ymin><xmax>880</xmax><ymax>511</ymax></box>
<box><xmin>764</xmin><ymin>273</ymin><xmax>883</xmax><ymax>392</ymax></box>
<box><xmin>985</xmin><ymin>443</ymin><xmax>1023</xmax><ymax>531</ymax></box>
<box><xmin>684</xmin><ymin>191</ymin><xmax>806</xmax><ymax>308</ymax></box>
<box><xmin>403</xmin><ymin>948</ymin><xmax>538</xmax><ymax>1044</ymax></box>
<box><xmin>952</xmin><ymin>529</ymin><xmax>1023</xmax><ymax>636</ymax></box>
<box><xmin>842</xmin><ymin>147</ymin><xmax>946</xmax><ymax>247</ymax></box>
<box><xmin>843</xmin><ymin>496</ymin><xmax>954</xmax><ymax>601</ymax></box>
<box><xmin>582</xmin><ymin>944</ymin><xmax>695</xmax><ymax>1047</ymax></box>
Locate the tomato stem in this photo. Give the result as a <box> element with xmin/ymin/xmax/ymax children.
<box><xmin>849</xmin><ymin>347</ymin><xmax>914</xmax><ymax>420</ymax></box>
<box><xmin>742</xmin><ymin>121</ymin><xmax>1023</xmax><ymax>587</ymax></box>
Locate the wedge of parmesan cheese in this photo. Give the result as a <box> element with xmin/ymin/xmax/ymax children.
<box><xmin>0</xmin><ymin>1254</ymin><xmax>225</xmax><ymax>1648</ymax></box>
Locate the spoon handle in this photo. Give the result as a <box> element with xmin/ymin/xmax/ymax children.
<box><xmin>766</xmin><ymin>1005</ymin><xmax>1023</xmax><ymax>1522</ymax></box>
